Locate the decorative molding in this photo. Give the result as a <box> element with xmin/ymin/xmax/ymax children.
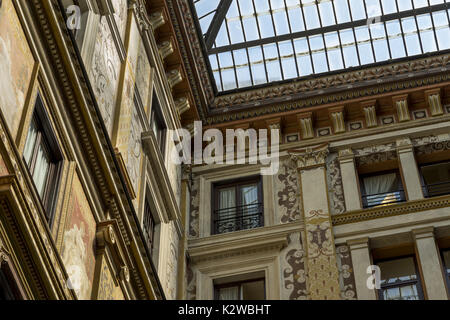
<box><xmin>361</xmin><ymin>100</ymin><xmax>378</xmax><ymax>128</ymax></box>
<box><xmin>149</xmin><ymin>10</ymin><xmax>165</xmax><ymax>31</ymax></box>
<box><xmin>336</xmin><ymin>245</ymin><xmax>357</xmax><ymax>300</ymax></box>
<box><xmin>166</xmin><ymin>67</ymin><xmax>183</xmax><ymax>88</ymax></box>
<box><xmin>327</xmin><ymin>154</ymin><xmax>346</xmax><ymax>215</ymax></box>
<box><xmin>206</xmin><ymin>57</ymin><xmax>450</xmax><ymax>123</ymax></box>
<box><xmin>332</xmin><ymin>195</ymin><xmax>450</xmax><ymax>226</ymax></box>
<box><xmin>393</xmin><ymin>95</ymin><xmax>410</xmax><ymax>122</ymax></box>
<box><xmin>297</xmin><ymin>113</ymin><xmax>314</xmax><ymax>140</ymax></box>
<box><xmin>425</xmin><ymin>88</ymin><xmax>444</xmax><ymax>116</ymax></box>
<box><xmin>187</xmin><ymin>223</ymin><xmax>302</xmax><ymax>263</ymax></box>
<box><xmin>175</xmin><ymin>97</ymin><xmax>191</xmax><ymax>117</ymax></box>
<box><xmin>290</xmin><ymin>144</ymin><xmax>329</xmax><ymax>169</ymax></box>
<box><xmin>329</xmin><ymin>106</ymin><xmax>346</xmax><ymax>134</ymax></box>
<box><xmin>158</xmin><ymin>40</ymin><xmax>174</xmax><ymax>60</ymax></box>
<box><xmin>277</xmin><ymin>158</ymin><xmax>302</xmax><ymax>223</ymax></box>
<box><xmin>96</xmin><ymin>220</ymin><xmax>133</xmax><ymax>277</ymax></box>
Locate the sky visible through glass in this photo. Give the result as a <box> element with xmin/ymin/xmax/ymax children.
<box><xmin>192</xmin><ymin>0</ymin><xmax>450</xmax><ymax>92</ymax></box>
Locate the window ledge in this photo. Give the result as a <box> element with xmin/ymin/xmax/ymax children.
<box><xmin>332</xmin><ymin>195</ymin><xmax>450</xmax><ymax>226</ymax></box>
<box><xmin>187</xmin><ymin>221</ymin><xmax>302</xmax><ymax>263</ymax></box>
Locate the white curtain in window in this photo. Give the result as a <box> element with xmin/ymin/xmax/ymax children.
<box><xmin>363</xmin><ymin>173</ymin><xmax>397</xmax><ymax>195</ymax></box>
<box><xmin>219</xmin><ymin>188</ymin><xmax>236</xmax><ymax>210</ymax></box>
<box><xmin>219</xmin><ymin>286</ymin><xmax>240</xmax><ymax>300</ymax></box>
<box><xmin>33</xmin><ymin>144</ymin><xmax>50</xmax><ymax>197</ymax></box>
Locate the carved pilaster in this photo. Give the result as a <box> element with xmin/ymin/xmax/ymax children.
<box><xmin>425</xmin><ymin>89</ymin><xmax>444</xmax><ymax>117</ymax></box>
<box><xmin>393</xmin><ymin>95</ymin><xmax>410</xmax><ymax>122</ymax></box>
<box><xmin>396</xmin><ymin>137</ymin><xmax>424</xmax><ymax>200</ymax></box>
<box><xmin>329</xmin><ymin>106</ymin><xmax>346</xmax><ymax>134</ymax></box>
<box><xmin>290</xmin><ymin>144</ymin><xmax>341</xmax><ymax>299</ymax></box>
<box><xmin>297</xmin><ymin>113</ymin><xmax>314</xmax><ymax>140</ymax></box>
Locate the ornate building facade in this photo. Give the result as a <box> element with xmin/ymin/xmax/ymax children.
<box><xmin>0</xmin><ymin>0</ymin><xmax>450</xmax><ymax>301</ymax></box>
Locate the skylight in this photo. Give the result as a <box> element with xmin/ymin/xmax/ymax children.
<box><xmin>191</xmin><ymin>0</ymin><xmax>450</xmax><ymax>93</ymax></box>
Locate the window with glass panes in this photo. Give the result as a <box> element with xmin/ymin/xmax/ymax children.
<box><xmin>215</xmin><ymin>277</ymin><xmax>266</xmax><ymax>300</ymax></box>
<box><xmin>376</xmin><ymin>256</ymin><xmax>424</xmax><ymax>300</ymax></box>
<box><xmin>191</xmin><ymin>0</ymin><xmax>450</xmax><ymax>92</ymax></box>
<box><xmin>441</xmin><ymin>249</ymin><xmax>450</xmax><ymax>292</ymax></box>
<box><xmin>150</xmin><ymin>91</ymin><xmax>166</xmax><ymax>155</ymax></box>
<box><xmin>23</xmin><ymin>95</ymin><xmax>63</xmax><ymax>224</ymax></box>
<box><xmin>359</xmin><ymin>170</ymin><xmax>406</xmax><ymax>208</ymax></box>
<box><xmin>212</xmin><ymin>176</ymin><xmax>263</xmax><ymax>234</ymax></box>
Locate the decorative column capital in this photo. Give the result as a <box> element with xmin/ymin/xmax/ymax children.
<box><xmin>338</xmin><ymin>148</ymin><xmax>355</xmax><ymax>162</ymax></box>
<box><xmin>289</xmin><ymin>144</ymin><xmax>329</xmax><ymax>169</ymax></box>
<box><xmin>396</xmin><ymin>137</ymin><xmax>414</xmax><ymax>154</ymax></box>
<box><xmin>412</xmin><ymin>227</ymin><xmax>435</xmax><ymax>240</ymax></box>
<box><xmin>347</xmin><ymin>237</ymin><xmax>370</xmax><ymax>250</ymax></box>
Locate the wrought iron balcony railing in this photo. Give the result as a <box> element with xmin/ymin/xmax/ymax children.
<box><xmin>213</xmin><ymin>203</ymin><xmax>264</xmax><ymax>235</ymax></box>
<box><xmin>362</xmin><ymin>190</ymin><xmax>406</xmax><ymax>209</ymax></box>
<box><xmin>422</xmin><ymin>180</ymin><xmax>450</xmax><ymax>198</ymax></box>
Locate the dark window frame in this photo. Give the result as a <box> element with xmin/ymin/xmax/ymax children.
<box><xmin>150</xmin><ymin>91</ymin><xmax>167</xmax><ymax>156</ymax></box>
<box><xmin>419</xmin><ymin>160</ymin><xmax>450</xmax><ymax>198</ymax></box>
<box><xmin>212</xmin><ymin>176</ymin><xmax>264</xmax><ymax>235</ymax></box>
<box><xmin>359</xmin><ymin>169</ymin><xmax>406</xmax><ymax>208</ymax></box>
<box><xmin>23</xmin><ymin>94</ymin><xmax>63</xmax><ymax>226</ymax></box>
<box><xmin>143</xmin><ymin>198</ymin><xmax>157</xmax><ymax>258</ymax></box>
<box><xmin>214</xmin><ymin>277</ymin><xmax>266</xmax><ymax>301</ymax></box>
<box><xmin>440</xmin><ymin>248</ymin><xmax>450</xmax><ymax>294</ymax></box>
<box><xmin>375</xmin><ymin>254</ymin><xmax>425</xmax><ymax>301</ymax></box>
<box><xmin>0</xmin><ymin>252</ymin><xmax>28</xmax><ymax>300</ymax></box>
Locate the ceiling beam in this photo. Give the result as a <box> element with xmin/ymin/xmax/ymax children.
<box><xmin>204</xmin><ymin>0</ymin><xmax>233</xmax><ymax>50</ymax></box>
<box><xmin>207</xmin><ymin>2</ymin><xmax>448</xmax><ymax>55</ymax></box>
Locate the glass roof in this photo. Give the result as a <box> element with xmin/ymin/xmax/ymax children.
<box><xmin>191</xmin><ymin>0</ymin><xmax>450</xmax><ymax>93</ymax></box>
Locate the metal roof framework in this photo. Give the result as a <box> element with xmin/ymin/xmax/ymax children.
<box><xmin>191</xmin><ymin>0</ymin><xmax>450</xmax><ymax>94</ymax></box>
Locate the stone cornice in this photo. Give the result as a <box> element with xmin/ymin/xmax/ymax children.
<box><xmin>332</xmin><ymin>195</ymin><xmax>450</xmax><ymax>226</ymax></box>
<box><xmin>188</xmin><ymin>221</ymin><xmax>302</xmax><ymax>263</ymax></box>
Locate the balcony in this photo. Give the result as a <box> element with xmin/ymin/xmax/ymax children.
<box><xmin>423</xmin><ymin>180</ymin><xmax>450</xmax><ymax>198</ymax></box>
<box><xmin>420</xmin><ymin>161</ymin><xmax>450</xmax><ymax>199</ymax></box>
<box><xmin>362</xmin><ymin>190</ymin><xmax>406</xmax><ymax>208</ymax></box>
<box><xmin>213</xmin><ymin>203</ymin><xmax>264</xmax><ymax>235</ymax></box>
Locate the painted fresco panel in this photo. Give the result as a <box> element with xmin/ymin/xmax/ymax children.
<box><xmin>61</xmin><ymin>173</ymin><xmax>97</xmax><ymax>300</ymax></box>
<box><xmin>0</xmin><ymin>0</ymin><xmax>34</xmax><ymax>138</ymax></box>
<box><xmin>135</xmin><ymin>40</ymin><xmax>151</xmax><ymax>112</ymax></box>
<box><xmin>112</xmin><ymin>0</ymin><xmax>128</xmax><ymax>42</ymax></box>
<box><xmin>127</xmin><ymin>102</ymin><xmax>143</xmax><ymax>196</ymax></box>
<box><xmin>88</xmin><ymin>17</ymin><xmax>121</xmax><ymax>136</ymax></box>
<box><xmin>97</xmin><ymin>258</ymin><xmax>125</xmax><ymax>300</ymax></box>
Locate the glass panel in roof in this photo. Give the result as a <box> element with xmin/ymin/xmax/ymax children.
<box><xmin>193</xmin><ymin>0</ymin><xmax>221</xmax><ymax>34</ymax></box>
<box><xmin>192</xmin><ymin>0</ymin><xmax>450</xmax><ymax>93</ymax></box>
